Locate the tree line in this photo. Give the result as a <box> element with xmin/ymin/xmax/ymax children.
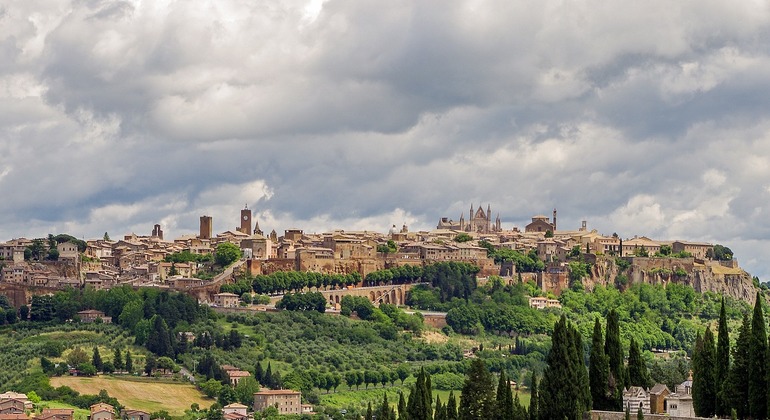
<box><xmin>690</xmin><ymin>292</ymin><xmax>770</xmax><ymax>419</ymax></box>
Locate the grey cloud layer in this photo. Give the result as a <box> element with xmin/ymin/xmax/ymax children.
<box><xmin>2</xmin><ymin>0</ymin><xmax>770</xmax><ymax>278</ymax></box>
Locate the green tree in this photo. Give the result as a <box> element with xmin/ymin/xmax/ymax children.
<box><xmin>605</xmin><ymin>309</ymin><xmax>625</xmax><ymax>409</ymax></box>
<box><xmin>446</xmin><ymin>391</ymin><xmax>458</xmax><ymax>420</ymax></box>
<box><xmin>528</xmin><ymin>373</ymin><xmax>538</xmax><ymax>420</ymax></box>
<box><xmin>692</xmin><ymin>329</ymin><xmax>716</xmax><ymax>417</ymax></box>
<box><xmin>496</xmin><ymin>370</ymin><xmax>514</xmax><ymax>420</ymax></box>
<box><xmin>454</xmin><ymin>233</ymin><xmax>473</xmax><ymax>243</ymax></box>
<box><xmin>434</xmin><ymin>395</ymin><xmax>445</xmax><ymax>420</ymax></box>
<box><xmin>215</xmin><ymin>242</ymin><xmax>242</xmax><ymax>267</ymax></box>
<box><xmin>459</xmin><ymin>358</ymin><xmax>496</xmax><ymax>420</ymax></box>
<box><xmin>144</xmin><ymin>354</ymin><xmax>157</xmax><ymax>376</ymax></box>
<box><xmin>512</xmin><ymin>392</ymin><xmax>527</xmax><ymax>420</ymax></box>
<box><xmin>113</xmin><ymin>348</ymin><xmax>123</xmax><ymax>371</ymax></box>
<box><xmin>398</xmin><ymin>392</ymin><xmax>407</xmax><ymax>420</ymax></box>
<box><xmin>627</xmin><ymin>337</ymin><xmax>650</xmax><ymax>388</ymax></box>
<box><xmin>146</xmin><ymin>315</ymin><xmax>174</xmax><ymax>357</ymax></box>
<box><xmin>540</xmin><ymin>315</ymin><xmax>591</xmax><ymax>419</ymax></box>
<box><xmin>727</xmin><ymin>313</ymin><xmax>750</xmax><ymax>418</ymax></box>
<box><xmin>67</xmin><ymin>347</ymin><xmax>89</xmax><ymax>367</ymax></box>
<box><xmin>200</xmin><ymin>378</ymin><xmax>224</xmax><ymax>398</ymax></box>
<box><xmin>749</xmin><ymin>293</ymin><xmax>767</xmax><ymax>419</ymax></box>
<box><xmin>589</xmin><ymin>318</ymin><xmax>611</xmax><ymax>410</ymax></box>
<box><xmin>92</xmin><ymin>347</ymin><xmax>103</xmax><ymax>372</ymax></box>
<box><xmin>125</xmin><ymin>350</ymin><xmax>133</xmax><ymax>374</ymax></box>
<box><xmin>217</xmin><ymin>386</ymin><xmax>237</xmax><ymax>406</ymax></box>
<box><xmin>407</xmin><ymin>368</ymin><xmax>433</xmax><ymax>420</ymax></box>
<box><xmin>715</xmin><ymin>298</ymin><xmax>730</xmax><ymax>417</ymax></box>
<box><xmin>103</xmin><ymin>232</ymin><xmax>110</xmax><ymax>241</ymax></box>
<box><xmin>376</xmin><ymin>392</ymin><xmax>395</xmax><ymax>420</ymax></box>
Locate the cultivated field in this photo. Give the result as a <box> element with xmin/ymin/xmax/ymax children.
<box><xmin>50</xmin><ymin>376</ymin><xmax>213</xmax><ymax>415</ymax></box>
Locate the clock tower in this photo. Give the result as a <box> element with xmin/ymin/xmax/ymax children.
<box><xmin>240</xmin><ymin>205</ymin><xmax>252</xmax><ymax>235</ymax></box>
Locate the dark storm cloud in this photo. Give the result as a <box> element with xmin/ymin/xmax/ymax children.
<box><xmin>2</xmin><ymin>0</ymin><xmax>770</xmax><ymax>278</ymax></box>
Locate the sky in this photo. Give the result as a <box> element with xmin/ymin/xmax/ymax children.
<box><xmin>2</xmin><ymin>1</ymin><xmax>770</xmax><ymax>279</ymax></box>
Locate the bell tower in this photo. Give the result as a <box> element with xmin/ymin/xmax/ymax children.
<box><xmin>240</xmin><ymin>205</ymin><xmax>252</xmax><ymax>234</ymax></box>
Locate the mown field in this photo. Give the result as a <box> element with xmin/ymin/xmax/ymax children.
<box><xmin>50</xmin><ymin>376</ymin><xmax>213</xmax><ymax>415</ymax></box>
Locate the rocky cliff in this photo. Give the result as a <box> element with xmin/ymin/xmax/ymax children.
<box><xmin>586</xmin><ymin>256</ymin><xmax>757</xmax><ymax>305</ymax></box>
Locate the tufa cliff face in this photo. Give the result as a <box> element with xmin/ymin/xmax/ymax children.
<box><xmin>575</xmin><ymin>256</ymin><xmax>757</xmax><ymax>305</ymax></box>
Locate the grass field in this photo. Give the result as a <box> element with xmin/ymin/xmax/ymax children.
<box><xmin>50</xmin><ymin>375</ymin><xmax>213</xmax><ymax>415</ymax></box>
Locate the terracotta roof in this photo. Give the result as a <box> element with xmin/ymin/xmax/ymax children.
<box><xmin>254</xmin><ymin>389</ymin><xmax>300</xmax><ymax>395</ymax></box>
<box><xmin>227</xmin><ymin>371</ymin><xmax>250</xmax><ymax>378</ymax></box>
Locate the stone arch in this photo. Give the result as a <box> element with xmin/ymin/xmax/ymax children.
<box><xmin>369</xmin><ymin>291</ymin><xmax>376</xmax><ymax>301</ymax></box>
<box><xmin>390</xmin><ymin>289</ymin><xmax>397</xmax><ymax>305</ymax></box>
<box><xmin>383</xmin><ymin>293</ymin><xmax>390</xmax><ymax>304</ymax></box>
<box><xmin>334</xmin><ymin>295</ymin><xmax>340</xmax><ymax>304</ymax></box>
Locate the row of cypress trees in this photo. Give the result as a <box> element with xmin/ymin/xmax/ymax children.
<box><xmin>692</xmin><ymin>293</ymin><xmax>769</xmax><ymax>419</ymax></box>
<box><xmin>366</xmin><ymin>362</ymin><xmax>532</xmax><ymax>420</ymax></box>
<box><xmin>588</xmin><ymin>309</ymin><xmax>651</xmax><ymax>412</ymax></box>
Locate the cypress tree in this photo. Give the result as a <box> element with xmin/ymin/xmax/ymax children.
<box><xmin>398</xmin><ymin>392</ymin><xmax>407</xmax><ymax>420</ymax></box>
<box><xmin>496</xmin><ymin>370</ymin><xmax>514</xmax><ymax>420</ymax></box>
<box><xmin>727</xmin><ymin>313</ymin><xmax>750</xmax><ymax>419</ymax></box>
<box><xmin>255</xmin><ymin>362</ymin><xmax>264</xmax><ymax>385</ymax></box>
<box><xmin>715</xmin><ymin>297</ymin><xmax>730</xmax><ymax>417</ymax></box>
<box><xmin>422</xmin><ymin>372</ymin><xmax>433</xmax><ymax>419</ymax></box>
<box><xmin>749</xmin><ymin>293</ymin><xmax>767</xmax><ymax>419</ymax></box>
<box><xmin>377</xmin><ymin>392</ymin><xmax>393</xmax><ymax>420</ymax></box>
<box><xmin>540</xmin><ymin>315</ymin><xmax>590</xmax><ymax>419</ymax></box>
<box><xmin>92</xmin><ymin>347</ymin><xmax>103</xmax><ymax>372</ymax></box>
<box><xmin>627</xmin><ymin>337</ymin><xmax>650</xmax><ymax>388</ymax></box>
<box><xmin>570</xmin><ymin>322</ymin><xmax>592</xmax><ymax>415</ymax></box>
<box><xmin>113</xmin><ymin>348</ymin><xmax>123</xmax><ymax>371</ymax></box>
<box><xmin>528</xmin><ymin>373</ymin><xmax>538</xmax><ymax>420</ymax></box>
<box><xmin>408</xmin><ymin>368</ymin><xmax>432</xmax><ymax>420</ymax></box>
<box><xmin>459</xmin><ymin>358</ymin><xmax>496</xmax><ymax>420</ymax></box>
<box><xmin>366</xmin><ymin>402</ymin><xmax>373</xmax><ymax>420</ymax></box>
<box><xmin>264</xmin><ymin>362</ymin><xmax>273</xmax><ymax>389</ymax></box>
<box><xmin>433</xmin><ymin>395</ymin><xmax>445</xmax><ymax>420</ymax></box>
<box><xmin>512</xmin><ymin>392</ymin><xmax>527</xmax><ymax>420</ymax></box>
<box><xmin>692</xmin><ymin>328</ymin><xmax>716</xmax><ymax>417</ymax></box>
<box><xmin>589</xmin><ymin>317</ymin><xmax>611</xmax><ymax>410</ymax></box>
<box><xmin>446</xmin><ymin>391</ymin><xmax>458</xmax><ymax>420</ymax></box>
<box><xmin>605</xmin><ymin>309</ymin><xmax>624</xmax><ymax>410</ymax></box>
<box><xmin>125</xmin><ymin>350</ymin><xmax>133</xmax><ymax>373</ymax></box>
<box><xmin>636</xmin><ymin>407</ymin><xmax>643</xmax><ymax>420</ymax></box>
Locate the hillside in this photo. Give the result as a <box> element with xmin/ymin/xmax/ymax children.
<box><xmin>50</xmin><ymin>376</ymin><xmax>211</xmax><ymax>415</ymax></box>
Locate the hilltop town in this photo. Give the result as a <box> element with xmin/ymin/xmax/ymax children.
<box><xmin>0</xmin><ymin>205</ymin><xmax>757</xmax><ymax>307</ymax></box>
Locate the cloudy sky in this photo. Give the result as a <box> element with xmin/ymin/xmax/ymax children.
<box><xmin>2</xmin><ymin>0</ymin><xmax>770</xmax><ymax>278</ymax></box>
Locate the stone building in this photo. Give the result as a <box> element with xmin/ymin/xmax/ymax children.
<box><xmin>253</xmin><ymin>390</ymin><xmax>301</xmax><ymax>415</ymax></box>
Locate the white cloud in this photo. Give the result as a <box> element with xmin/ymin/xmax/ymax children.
<box><xmin>1</xmin><ymin>0</ymin><xmax>770</xmax><ymax>279</ymax></box>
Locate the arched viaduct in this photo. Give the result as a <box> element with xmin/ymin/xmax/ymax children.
<box><xmin>320</xmin><ymin>283</ymin><xmax>422</xmax><ymax>307</ymax></box>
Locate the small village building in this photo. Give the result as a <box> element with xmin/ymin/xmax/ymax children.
<box><xmin>666</xmin><ymin>379</ymin><xmax>694</xmax><ymax>417</ymax></box>
<box><xmin>223</xmin><ymin>403</ymin><xmax>248</xmax><ymax>420</ymax></box>
<box><xmin>89</xmin><ymin>403</ymin><xmax>115</xmax><ymax>420</ymax></box>
<box><xmin>623</xmin><ymin>386</ymin><xmax>650</xmax><ymax>414</ymax></box>
<box><xmin>0</xmin><ymin>399</ymin><xmax>24</xmax><ymax>415</ymax></box>
<box><xmin>0</xmin><ymin>414</ymin><xmax>28</xmax><ymax>420</ymax></box>
<box><xmin>77</xmin><ymin>310</ymin><xmax>112</xmax><ymax>324</ymax></box>
<box><xmin>38</xmin><ymin>409</ymin><xmax>74</xmax><ymax>420</ymax></box>
<box><xmin>213</xmin><ymin>293</ymin><xmax>239</xmax><ymax>308</ymax></box>
<box><xmin>648</xmin><ymin>383</ymin><xmax>670</xmax><ymax>414</ymax></box>
<box><xmin>253</xmin><ymin>390</ymin><xmax>301</xmax><ymax>415</ymax></box>
<box><xmin>227</xmin><ymin>370</ymin><xmax>251</xmax><ymax>387</ymax></box>
<box><xmin>119</xmin><ymin>410</ymin><xmax>149</xmax><ymax>420</ymax></box>
<box><xmin>0</xmin><ymin>393</ymin><xmax>31</xmax><ymax>411</ymax></box>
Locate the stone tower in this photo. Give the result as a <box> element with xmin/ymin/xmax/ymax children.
<box><xmin>240</xmin><ymin>205</ymin><xmax>252</xmax><ymax>234</ymax></box>
<box><xmin>200</xmin><ymin>216</ymin><xmax>213</xmax><ymax>239</ymax></box>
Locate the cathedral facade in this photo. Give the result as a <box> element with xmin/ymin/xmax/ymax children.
<box><xmin>436</xmin><ymin>204</ymin><xmax>502</xmax><ymax>233</ymax></box>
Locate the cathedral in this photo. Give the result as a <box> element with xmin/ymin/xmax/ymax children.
<box><xmin>436</xmin><ymin>204</ymin><xmax>502</xmax><ymax>233</ymax></box>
